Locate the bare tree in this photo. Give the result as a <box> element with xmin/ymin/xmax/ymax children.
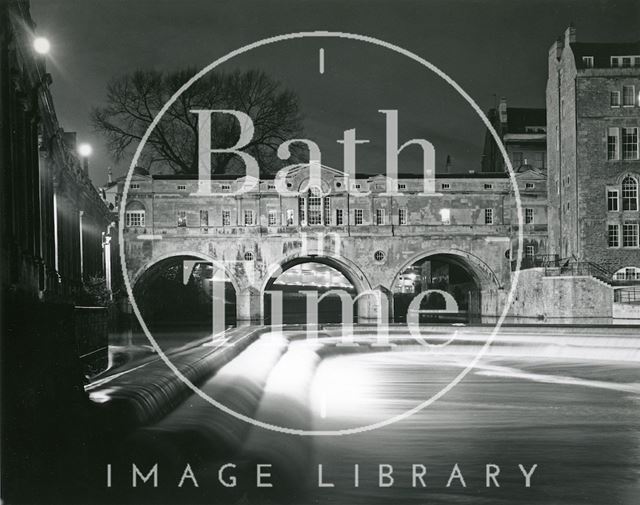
<box><xmin>92</xmin><ymin>68</ymin><xmax>304</xmax><ymax>175</ymax></box>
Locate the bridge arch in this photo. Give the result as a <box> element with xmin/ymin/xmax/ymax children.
<box><xmin>390</xmin><ymin>248</ymin><xmax>502</xmax><ymax>323</ymax></box>
<box><xmin>260</xmin><ymin>252</ymin><xmax>377</xmax><ymax>324</ymax></box>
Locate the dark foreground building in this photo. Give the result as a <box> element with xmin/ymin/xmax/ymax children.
<box><xmin>1</xmin><ymin>1</ymin><xmax>114</xmax><ymax>501</ymax></box>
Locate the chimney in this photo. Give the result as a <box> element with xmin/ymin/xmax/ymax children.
<box><xmin>445</xmin><ymin>154</ymin><xmax>452</xmax><ymax>173</ymax></box>
<box><xmin>564</xmin><ymin>24</ymin><xmax>576</xmax><ymax>47</ymax></box>
<box><xmin>498</xmin><ymin>97</ymin><xmax>508</xmax><ymax>126</ymax></box>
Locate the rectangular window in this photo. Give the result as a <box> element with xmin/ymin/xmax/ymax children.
<box><xmin>623</xmin><ymin>85</ymin><xmax>635</xmax><ymax>106</ymax></box>
<box><xmin>125</xmin><ymin>210</ymin><xmax>145</xmax><ymax>227</ymax></box>
<box><xmin>608</xmin><ymin>224</ymin><xmax>620</xmax><ymax>247</ymax></box>
<box><xmin>399</xmin><ymin>208</ymin><xmax>407</xmax><ymax>225</ymax></box>
<box><xmin>130</xmin><ymin>183</ymin><xmax>140</xmax><ymax>190</ymax></box>
<box><xmin>221</xmin><ymin>184</ymin><xmax>231</xmax><ymax>191</ymax></box>
<box><xmin>268</xmin><ymin>210</ymin><xmax>277</xmax><ymax>226</ymax></box>
<box><xmin>398</xmin><ymin>183</ymin><xmax>407</xmax><ymax>190</ymax></box>
<box><xmin>324</xmin><ymin>197</ymin><xmax>331</xmax><ymax>225</ymax></box>
<box><xmin>582</xmin><ymin>56</ymin><xmax>594</xmax><ymax>68</ymax></box>
<box><xmin>525</xmin><ymin>245</ymin><xmax>535</xmax><ymax>258</ymax></box>
<box><xmin>222</xmin><ymin>210</ymin><xmax>231</xmax><ymax>226</ymax></box>
<box><xmin>335</xmin><ymin>209</ymin><xmax>344</xmax><ymax>226</ymax></box>
<box><xmin>610</xmin><ymin>91</ymin><xmax>621</xmax><ymax>107</ymax></box>
<box><xmin>608</xmin><ymin>127</ymin><xmax>620</xmax><ymax>160</ymax></box>
<box><xmin>308</xmin><ymin>193</ymin><xmax>322</xmax><ymax>225</ymax></box>
<box><xmin>622</xmin><ymin>57</ymin><xmax>632</xmax><ymax>68</ymax></box>
<box><xmin>608</xmin><ymin>190</ymin><xmax>619</xmax><ymax>211</ymax></box>
<box><xmin>441</xmin><ymin>183</ymin><xmax>450</xmax><ymax>190</ymax></box>
<box><xmin>199</xmin><ymin>209</ymin><xmax>208</xmax><ymax>227</ymax></box>
<box><xmin>440</xmin><ymin>208</ymin><xmax>451</xmax><ymax>224</ymax></box>
<box><xmin>623</xmin><ymin>223</ymin><xmax>639</xmax><ymax>247</ymax></box>
<box><xmin>484</xmin><ymin>183</ymin><xmax>493</xmax><ymax>190</ymax></box>
<box><xmin>375</xmin><ymin>209</ymin><xmax>385</xmax><ymax>225</ymax></box>
<box><xmin>354</xmin><ymin>209</ymin><xmax>363</xmax><ymax>225</ymax></box>
<box><xmin>244</xmin><ymin>210</ymin><xmax>254</xmax><ymax>226</ymax></box>
<box><xmin>525</xmin><ymin>182</ymin><xmax>535</xmax><ymax>190</ymax></box>
<box><xmin>298</xmin><ymin>197</ymin><xmax>306</xmax><ymax>225</ymax></box>
<box><xmin>525</xmin><ymin>208</ymin><xmax>534</xmax><ymax>224</ymax></box>
<box><xmin>611</xmin><ymin>56</ymin><xmax>620</xmax><ymax>67</ymax></box>
<box><xmin>286</xmin><ymin>209</ymin><xmax>294</xmax><ymax>226</ymax></box>
<box><xmin>484</xmin><ymin>208</ymin><xmax>494</xmax><ymax>225</ymax></box>
<box><xmin>177</xmin><ymin>210</ymin><xmax>187</xmax><ymax>227</ymax></box>
<box><xmin>622</xmin><ymin>127</ymin><xmax>639</xmax><ymax>160</ymax></box>
<box><xmin>267</xmin><ymin>184</ymin><xmax>276</xmax><ymax>190</ymax></box>
<box><xmin>177</xmin><ymin>184</ymin><xmax>186</xmax><ymax>190</ymax></box>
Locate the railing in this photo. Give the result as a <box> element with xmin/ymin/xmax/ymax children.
<box><xmin>511</xmin><ymin>254</ymin><xmax>559</xmax><ymax>271</ymax></box>
<box><xmin>543</xmin><ymin>258</ymin><xmax>613</xmax><ymax>284</ymax></box>
<box><xmin>614</xmin><ymin>286</ymin><xmax>640</xmax><ymax>304</ymax></box>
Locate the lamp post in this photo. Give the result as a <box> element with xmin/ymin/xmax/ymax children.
<box><xmin>33</xmin><ymin>37</ymin><xmax>50</xmax><ymax>55</ymax></box>
<box><xmin>78</xmin><ymin>143</ymin><xmax>92</xmax><ymax>174</ymax></box>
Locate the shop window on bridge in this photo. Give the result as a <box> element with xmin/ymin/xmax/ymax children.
<box><xmin>613</xmin><ymin>266</ymin><xmax>640</xmax><ymax>281</ymax></box>
<box><xmin>622</xmin><ymin>176</ymin><xmax>639</xmax><ymax>210</ymax></box>
<box><xmin>199</xmin><ymin>210</ymin><xmax>208</xmax><ymax>227</ymax></box>
<box><xmin>222</xmin><ymin>210</ymin><xmax>231</xmax><ymax>226</ymax></box>
<box><xmin>307</xmin><ymin>188</ymin><xmax>322</xmax><ymax>225</ymax></box>
<box><xmin>177</xmin><ymin>210</ymin><xmax>187</xmax><ymax>227</ymax></box>
<box><xmin>335</xmin><ymin>208</ymin><xmax>344</xmax><ymax>225</ymax></box>
<box><xmin>298</xmin><ymin>188</ymin><xmax>330</xmax><ymax>226</ymax></box>
<box><xmin>125</xmin><ymin>210</ymin><xmax>145</xmax><ymax>227</ymax></box>
<box><xmin>244</xmin><ymin>210</ymin><xmax>254</xmax><ymax>226</ymax></box>
<box><xmin>484</xmin><ymin>208</ymin><xmax>494</xmax><ymax>225</ymax></box>
<box><xmin>525</xmin><ymin>245</ymin><xmax>535</xmax><ymax>258</ymax></box>
<box><xmin>376</xmin><ymin>208</ymin><xmax>385</xmax><ymax>225</ymax></box>
<box><xmin>354</xmin><ymin>209</ymin><xmax>364</xmax><ymax>225</ymax></box>
<box><xmin>324</xmin><ymin>197</ymin><xmax>331</xmax><ymax>225</ymax></box>
<box><xmin>268</xmin><ymin>210</ymin><xmax>277</xmax><ymax>226</ymax></box>
<box><xmin>525</xmin><ymin>208</ymin><xmax>534</xmax><ymax>224</ymax></box>
<box><xmin>399</xmin><ymin>208</ymin><xmax>407</xmax><ymax>225</ymax></box>
<box><xmin>286</xmin><ymin>209</ymin><xmax>294</xmax><ymax>226</ymax></box>
<box><xmin>125</xmin><ymin>201</ymin><xmax>146</xmax><ymax>227</ymax></box>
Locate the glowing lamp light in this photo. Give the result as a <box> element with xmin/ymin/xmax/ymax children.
<box><xmin>78</xmin><ymin>143</ymin><xmax>93</xmax><ymax>157</ymax></box>
<box><xmin>33</xmin><ymin>37</ymin><xmax>51</xmax><ymax>55</ymax></box>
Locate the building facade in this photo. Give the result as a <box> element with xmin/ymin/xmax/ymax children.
<box><xmin>547</xmin><ymin>26</ymin><xmax>640</xmax><ymax>279</ymax></box>
<box><xmin>122</xmin><ymin>164</ymin><xmax>546</xmax><ymax>323</ymax></box>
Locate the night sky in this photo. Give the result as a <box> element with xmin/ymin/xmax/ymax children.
<box><xmin>31</xmin><ymin>0</ymin><xmax>640</xmax><ymax>186</ymax></box>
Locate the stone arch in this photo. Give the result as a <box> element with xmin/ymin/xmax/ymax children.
<box><xmin>390</xmin><ymin>248</ymin><xmax>502</xmax><ymax>324</ymax></box>
<box><xmin>259</xmin><ymin>251</ymin><xmax>380</xmax><ymax>323</ymax></box>
<box><xmin>390</xmin><ymin>248</ymin><xmax>502</xmax><ymax>291</ymax></box>
<box><xmin>131</xmin><ymin>250</ymin><xmax>242</xmax><ymax>294</ymax></box>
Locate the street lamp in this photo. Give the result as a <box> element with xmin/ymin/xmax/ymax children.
<box><xmin>78</xmin><ymin>143</ymin><xmax>93</xmax><ymax>157</ymax></box>
<box><xmin>78</xmin><ymin>143</ymin><xmax>92</xmax><ymax>173</ymax></box>
<box><xmin>33</xmin><ymin>37</ymin><xmax>51</xmax><ymax>55</ymax></box>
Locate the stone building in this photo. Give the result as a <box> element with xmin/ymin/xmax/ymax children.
<box><xmin>122</xmin><ymin>164</ymin><xmax>546</xmax><ymax>323</ymax></box>
<box><xmin>481</xmin><ymin>97</ymin><xmax>547</xmax><ymax>174</ymax></box>
<box><xmin>547</xmin><ymin>25</ymin><xmax>640</xmax><ymax>280</ymax></box>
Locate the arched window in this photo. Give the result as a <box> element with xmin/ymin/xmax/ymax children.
<box><xmin>622</xmin><ymin>176</ymin><xmax>638</xmax><ymax>211</ymax></box>
<box><xmin>125</xmin><ymin>201</ymin><xmax>146</xmax><ymax>227</ymax></box>
<box><xmin>613</xmin><ymin>266</ymin><xmax>640</xmax><ymax>281</ymax></box>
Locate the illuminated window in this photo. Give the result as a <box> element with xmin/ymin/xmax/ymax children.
<box><xmin>440</xmin><ymin>208</ymin><xmax>450</xmax><ymax>224</ymax></box>
<box><xmin>376</xmin><ymin>209</ymin><xmax>385</xmax><ymax>225</ymax></box>
<box><xmin>623</xmin><ymin>223</ymin><xmax>639</xmax><ymax>247</ymax></box>
<box><xmin>399</xmin><ymin>208</ymin><xmax>408</xmax><ymax>225</ymax></box>
<box><xmin>354</xmin><ymin>209</ymin><xmax>363</xmax><ymax>225</ymax></box>
<box><xmin>608</xmin><ymin>190</ymin><xmax>619</xmax><ymax>211</ymax></box>
<box><xmin>608</xmin><ymin>224</ymin><xmax>620</xmax><ymax>247</ymax></box>
<box><xmin>484</xmin><ymin>208</ymin><xmax>494</xmax><ymax>225</ymax></box>
<box><xmin>622</xmin><ymin>176</ymin><xmax>639</xmax><ymax>210</ymax></box>
<box><xmin>125</xmin><ymin>210</ymin><xmax>145</xmax><ymax>227</ymax></box>
<box><xmin>268</xmin><ymin>210</ymin><xmax>277</xmax><ymax>226</ymax></box>
<box><xmin>582</xmin><ymin>56</ymin><xmax>594</xmax><ymax>68</ymax></box>
<box><xmin>177</xmin><ymin>210</ymin><xmax>187</xmax><ymax>227</ymax></box>
<box><xmin>222</xmin><ymin>210</ymin><xmax>231</xmax><ymax>226</ymax></box>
